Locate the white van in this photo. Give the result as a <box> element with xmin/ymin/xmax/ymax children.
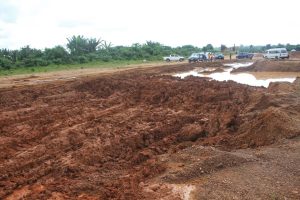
<box><xmin>263</xmin><ymin>48</ymin><xmax>289</xmax><ymax>59</ymax></box>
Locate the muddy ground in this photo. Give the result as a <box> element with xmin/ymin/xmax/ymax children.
<box><xmin>0</xmin><ymin>62</ymin><xmax>300</xmax><ymax>199</ymax></box>
<box><xmin>232</xmin><ymin>60</ymin><xmax>300</xmax><ymax>73</ymax></box>
<box><xmin>233</xmin><ymin>52</ymin><xmax>300</xmax><ymax>73</ymax></box>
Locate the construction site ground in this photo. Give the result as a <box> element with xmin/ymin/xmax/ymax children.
<box><xmin>0</xmin><ymin>58</ymin><xmax>300</xmax><ymax>200</ymax></box>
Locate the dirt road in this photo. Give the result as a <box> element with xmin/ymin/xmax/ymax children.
<box><xmin>0</xmin><ymin>62</ymin><xmax>182</xmax><ymax>89</ymax></box>
<box><xmin>0</xmin><ymin>62</ymin><xmax>299</xmax><ymax>199</ymax></box>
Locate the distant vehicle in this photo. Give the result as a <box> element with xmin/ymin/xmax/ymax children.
<box><xmin>291</xmin><ymin>49</ymin><xmax>296</xmax><ymax>52</ymax></box>
<box><xmin>214</xmin><ymin>53</ymin><xmax>224</xmax><ymax>60</ymax></box>
<box><xmin>163</xmin><ymin>54</ymin><xmax>184</xmax><ymax>62</ymax></box>
<box><xmin>236</xmin><ymin>52</ymin><xmax>254</xmax><ymax>59</ymax></box>
<box><xmin>188</xmin><ymin>53</ymin><xmax>207</xmax><ymax>63</ymax></box>
<box><xmin>263</xmin><ymin>48</ymin><xmax>289</xmax><ymax>59</ymax></box>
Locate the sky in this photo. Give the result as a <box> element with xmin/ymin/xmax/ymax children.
<box><xmin>0</xmin><ymin>0</ymin><xmax>300</xmax><ymax>50</ymax></box>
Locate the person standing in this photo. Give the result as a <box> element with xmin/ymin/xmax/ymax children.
<box><xmin>230</xmin><ymin>53</ymin><xmax>232</xmax><ymax>60</ymax></box>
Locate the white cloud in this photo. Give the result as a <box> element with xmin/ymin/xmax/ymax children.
<box><xmin>0</xmin><ymin>0</ymin><xmax>299</xmax><ymax>49</ymax></box>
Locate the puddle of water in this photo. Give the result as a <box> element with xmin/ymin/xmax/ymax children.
<box><xmin>210</xmin><ymin>70</ymin><xmax>295</xmax><ymax>87</ymax></box>
<box><xmin>223</xmin><ymin>62</ymin><xmax>254</xmax><ymax>68</ymax></box>
<box><xmin>174</xmin><ymin>62</ymin><xmax>297</xmax><ymax>87</ymax></box>
<box><xmin>175</xmin><ymin>71</ymin><xmax>200</xmax><ymax>78</ymax></box>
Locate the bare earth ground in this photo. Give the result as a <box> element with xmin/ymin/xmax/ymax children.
<box><xmin>0</xmin><ymin>62</ymin><xmax>181</xmax><ymax>89</ymax></box>
<box><xmin>0</xmin><ymin>61</ymin><xmax>300</xmax><ymax>200</ymax></box>
<box><xmin>232</xmin><ymin>60</ymin><xmax>300</xmax><ymax>73</ymax></box>
<box><xmin>233</xmin><ymin>52</ymin><xmax>300</xmax><ymax>73</ymax></box>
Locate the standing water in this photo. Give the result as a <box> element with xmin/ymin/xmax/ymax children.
<box><xmin>174</xmin><ymin>62</ymin><xmax>296</xmax><ymax>87</ymax></box>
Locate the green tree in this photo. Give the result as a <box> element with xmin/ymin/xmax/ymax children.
<box><xmin>0</xmin><ymin>57</ymin><xmax>13</xmax><ymax>69</ymax></box>
<box><xmin>16</xmin><ymin>46</ymin><xmax>44</xmax><ymax>67</ymax></box>
<box><xmin>44</xmin><ymin>46</ymin><xmax>70</xmax><ymax>64</ymax></box>
<box><xmin>221</xmin><ymin>44</ymin><xmax>227</xmax><ymax>52</ymax></box>
<box><xmin>203</xmin><ymin>44</ymin><xmax>214</xmax><ymax>52</ymax></box>
<box><xmin>66</xmin><ymin>35</ymin><xmax>103</xmax><ymax>56</ymax></box>
<box><xmin>265</xmin><ymin>44</ymin><xmax>271</xmax><ymax>50</ymax></box>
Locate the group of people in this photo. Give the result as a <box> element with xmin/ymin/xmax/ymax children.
<box><xmin>208</xmin><ymin>53</ymin><xmax>214</xmax><ymax>62</ymax></box>
<box><xmin>207</xmin><ymin>52</ymin><xmax>232</xmax><ymax>61</ymax></box>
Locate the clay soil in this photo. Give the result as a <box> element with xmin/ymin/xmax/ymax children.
<box><xmin>232</xmin><ymin>52</ymin><xmax>300</xmax><ymax>73</ymax></box>
<box><xmin>0</xmin><ymin>62</ymin><xmax>300</xmax><ymax>199</ymax></box>
<box><xmin>232</xmin><ymin>59</ymin><xmax>300</xmax><ymax>73</ymax></box>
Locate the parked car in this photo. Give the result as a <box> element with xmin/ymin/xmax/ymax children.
<box><xmin>214</xmin><ymin>53</ymin><xmax>224</xmax><ymax>60</ymax></box>
<box><xmin>163</xmin><ymin>54</ymin><xmax>185</xmax><ymax>62</ymax></box>
<box><xmin>188</xmin><ymin>53</ymin><xmax>207</xmax><ymax>63</ymax></box>
<box><xmin>263</xmin><ymin>48</ymin><xmax>289</xmax><ymax>59</ymax></box>
<box><xmin>236</xmin><ymin>52</ymin><xmax>254</xmax><ymax>59</ymax></box>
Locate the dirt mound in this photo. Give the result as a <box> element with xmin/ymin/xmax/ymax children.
<box><xmin>232</xmin><ymin>60</ymin><xmax>300</xmax><ymax>72</ymax></box>
<box><xmin>233</xmin><ymin>107</ymin><xmax>300</xmax><ymax>148</ymax></box>
<box><xmin>229</xmin><ymin>78</ymin><xmax>300</xmax><ymax>148</ymax></box>
<box><xmin>0</xmin><ymin>67</ymin><xmax>300</xmax><ymax>199</ymax></box>
<box><xmin>160</xmin><ymin>146</ymin><xmax>252</xmax><ymax>183</ymax></box>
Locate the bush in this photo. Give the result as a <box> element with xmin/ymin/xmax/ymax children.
<box><xmin>77</xmin><ymin>56</ymin><xmax>88</xmax><ymax>64</ymax></box>
<box><xmin>21</xmin><ymin>58</ymin><xmax>37</xmax><ymax>67</ymax></box>
<box><xmin>52</xmin><ymin>58</ymin><xmax>63</xmax><ymax>65</ymax></box>
<box><xmin>36</xmin><ymin>58</ymin><xmax>49</xmax><ymax>66</ymax></box>
<box><xmin>87</xmin><ymin>53</ymin><xmax>99</xmax><ymax>62</ymax></box>
<box><xmin>0</xmin><ymin>57</ymin><xmax>13</xmax><ymax>69</ymax></box>
<box><xmin>99</xmin><ymin>55</ymin><xmax>112</xmax><ymax>62</ymax></box>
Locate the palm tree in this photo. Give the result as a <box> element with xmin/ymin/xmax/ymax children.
<box><xmin>67</xmin><ymin>35</ymin><xmax>103</xmax><ymax>56</ymax></box>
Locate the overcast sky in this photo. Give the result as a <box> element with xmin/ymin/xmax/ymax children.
<box><xmin>0</xmin><ymin>0</ymin><xmax>300</xmax><ymax>50</ymax></box>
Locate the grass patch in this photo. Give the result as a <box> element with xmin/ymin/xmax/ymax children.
<box><xmin>0</xmin><ymin>60</ymin><xmax>161</xmax><ymax>76</ymax></box>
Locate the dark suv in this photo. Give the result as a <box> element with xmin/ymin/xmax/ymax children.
<box><xmin>214</xmin><ymin>53</ymin><xmax>224</xmax><ymax>60</ymax></box>
<box><xmin>236</xmin><ymin>52</ymin><xmax>254</xmax><ymax>59</ymax></box>
<box><xmin>188</xmin><ymin>53</ymin><xmax>207</xmax><ymax>63</ymax></box>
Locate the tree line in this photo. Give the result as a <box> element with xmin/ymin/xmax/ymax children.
<box><xmin>1</xmin><ymin>35</ymin><xmax>300</xmax><ymax>70</ymax></box>
<box><xmin>0</xmin><ymin>35</ymin><xmax>203</xmax><ymax>70</ymax></box>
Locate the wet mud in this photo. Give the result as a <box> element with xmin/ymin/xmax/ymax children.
<box><xmin>0</xmin><ymin>63</ymin><xmax>300</xmax><ymax>199</ymax></box>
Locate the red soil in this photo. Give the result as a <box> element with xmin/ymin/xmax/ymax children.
<box><xmin>0</xmin><ymin>63</ymin><xmax>299</xmax><ymax>199</ymax></box>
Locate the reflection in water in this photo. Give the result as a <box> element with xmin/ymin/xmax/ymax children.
<box><xmin>174</xmin><ymin>63</ymin><xmax>297</xmax><ymax>87</ymax></box>
<box><xmin>223</xmin><ymin>62</ymin><xmax>254</xmax><ymax>68</ymax></box>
